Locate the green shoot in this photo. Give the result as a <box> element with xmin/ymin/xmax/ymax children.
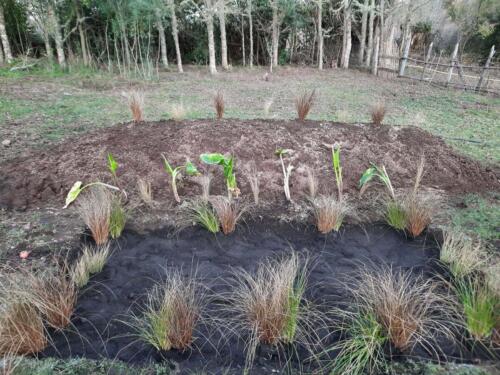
<box><xmin>283</xmin><ymin>267</ymin><xmax>307</xmax><ymax>344</ymax></box>
<box><xmin>359</xmin><ymin>164</ymin><xmax>396</xmax><ymax>200</ymax></box>
<box><xmin>109</xmin><ymin>197</ymin><xmax>127</xmax><ymax>239</ymax></box>
<box><xmin>107</xmin><ymin>153</ymin><xmax>118</xmax><ymax>180</ymax></box>
<box><xmin>275</xmin><ymin>148</ymin><xmax>294</xmax><ymax>201</ymax></box>
<box><xmin>162</xmin><ymin>154</ymin><xmax>199</xmax><ymax>203</ymax></box>
<box><xmin>331</xmin><ymin>145</ymin><xmax>343</xmax><ymax>201</ymax></box>
<box><xmin>200</xmin><ymin>153</ymin><xmax>239</xmax><ymax>200</ymax></box>
<box><xmin>385</xmin><ymin>200</ymin><xmax>407</xmax><ymax>231</ymax></box>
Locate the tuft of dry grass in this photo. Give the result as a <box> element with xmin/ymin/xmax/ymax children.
<box><xmin>194</xmin><ymin>175</ymin><xmax>212</xmax><ymax>202</ymax></box>
<box><xmin>371</xmin><ymin>102</ymin><xmax>386</xmax><ymax>126</ymax></box>
<box><xmin>129</xmin><ymin>269</ymin><xmax>206</xmax><ymax>352</ymax></box>
<box><xmin>305</xmin><ymin>166</ymin><xmax>318</xmax><ymax>198</ymax></box>
<box><xmin>310</xmin><ymin>195</ymin><xmax>350</xmax><ymax>234</ymax></box>
<box><xmin>126</xmin><ymin>90</ymin><xmax>145</xmax><ymax>123</ymax></box>
<box><xmin>71</xmin><ymin>244</ymin><xmax>111</xmax><ymax>288</ymax></box>
<box><xmin>295</xmin><ymin>89</ymin><xmax>316</xmax><ymax>121</ymax></box>
<box><xmin>137</xmin><ymin>178</ymin><xmax>153</xmax><ymax>205</ymax></box>
<box><xmin>403</xmin><ymin>156</ymin><xmax>431</xmax><ymax>237</ymax></box>
<box><xmin>343</xmin><ymin>265</ymin><xmax>458</xmax><ymax>354</ymax></box>
<box><xmin>245</xmin><ymin>161</ymin><xmax>260</xmax><ymax>205</ymax></box>
<box><xmin>263</xmin><ymin>98</ymin><xmax>273</xmax><ymax>117</ymax></box>
<box><xmin>77</xmin><ymin>186</ymin><xmax>112</xmax><ymax>245</ymax></box>
<box><xmin>214</xmin><ymin>90</ymin><xmax>225</xmax><ymax>120</ymax></box>
<box><xmin>170</xmin><ymin>103</ymin><xmax>187</xmax><ymax>121</ymax></box>
<box><xmin>210</xmin><ymin>196</ymin><xmax>245</xmax><ymax>235</ymax></box>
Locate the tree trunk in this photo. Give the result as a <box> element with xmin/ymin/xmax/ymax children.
<box><xmin>48</xmin><ymin>2</ymin><xmax>66</xmax><ymax>68</ymax></box>
<box><xmin>0</xmin><ymin>3</ymin><xmax>12</xmax><ymax>63</ymax></box>
<box><xmin>340</xmin><ymin>1</ymin><xmax>351</xmax><ymax>69</ymax></box>
<box><xmin>271</xmin><ymin>0</ymin><xmax>279</xmax><ymax>67</ymax></box>
<box><xmin>365</xmin><ymin>0</ymin><xmax>374</xmax><ymax>67</ymax></box>
<box><xmin>317</xmin><ymin>0</ymin><xmax>323</xmax><ymax>70</ymax></box>
<box><xmin>155</xmin><ymin>8</ymin><xmax>168</xmax><ymax>68</ymax></box>
<box><xmin>241</xmin><ymin>16</ymin><xmax>245</xmax><ymax>65</ymax></box>
<box><xmin>43</xmin><ymin>28</ymin><xmax>53</xmax><ymax>61</ymax></box>
<box><xmin>0</xmin><ymin>43</ymin><xmax>4</xmax><ymax>64</ymax></box>
<box><xmin>359</xmin><ymin>0</ymin><xmax>368</xmax><ymax>64</ymax></box>
<box><xmin>167</xmin><ymin>0</ymin><xmax>183</xmax><ymax>73</ymax></box>
<box><xmin>218</xmin><ymin>2</ymin><xmax>229</xmax><ymax>70</ymax></box>
<box><xmin>248</xmin><ymin>0</ymin><xmax>253</xmax><ymax>67</ymax></box>
<box><xmin>74</xmin><ymin>0</ymin><xmax>88</xmax><ymax>66</ymax></box>
<box><xmin>206</xmin><ymin>11</ymin><xmax>217</xmax><ymax>74</ymax></box>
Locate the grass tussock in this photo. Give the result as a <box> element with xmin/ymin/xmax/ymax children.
<box><xmin>441</xmin><ymin>231</ymin><xmax>489</xmax><ymax>278</ymax></box>
<box><xmin>126</xmin><ymin>90</ymin><xmax>145</xmax><ymax>123</ymax></box>
<box><xmin>226</xmin><ymin>252</ymin><xmax>319</xmax><ymax>370</ymax></box>
<box><xmin>137</xmin><ymin>178</ymin><xmax>153</xmax><ymax>205</ymax></box>
<box><xmin>210</xmin><ymin>196</ymin><xmax>245</xmax><ymax>235</ymax></box>
<box><xmin>245</xmin><ymin>161</ymin><xmax>260</xmax><ymax>205</ymax></box>
<box><xmin>183</xmin><ymin>199</ymin><xmax>219</xmax><ymax>234</ymax></box>
<box><xmin>214</xmin><ymin>90</ymin><xmax>224</xmax><ymax>120</ymax></box>
<box><xmin>330</xmin><ymin>265</ymin><xmax>458</xmax><ymax>374</ymax></box>
<box><xmin>371</xmin><ymin>102</ymin><xmax>386</xmax><ymax>126</ymax></box>
<box><xmin>77</xmin><ymin>186</ymin><xmax>111</xmax><ymax>245</ymax></box>
<box><xmin>71</xmin><ymin>244</ymin><xmax>111</xmax><ymax>288</ymax></box>
<box><xmin>170</xmin><ymin>103</ymin><xmax>187</xmax><ymax>122</ymax></box>
<box><xmin>310</xmin><ymin>195</ymin><xmax>350</xmax><ymax>234</ymax></box>
<box><xmin>129</xmin><ymin>269</ymin><xmax>206</xmax><ymax>352</ymax></box>
<box><xmin>109</xmin><ymin>196</ymin><xmax>126</xmax><ymax>239</ymax></box>
<box><xmin>295</xmin><ymin>89</ymin><xmax>316</xmax><ymax>121</ymax></box>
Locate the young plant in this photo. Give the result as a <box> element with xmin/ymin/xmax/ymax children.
<box><xmin>185</xmin><ymin>200</ymin><xmax>220</xmax><ymax>234</ymax></box>
<box><xmin>200</xmin><ymin>153</ymin><xmax>239</xmax><ymax>200</ymax></box>
<box><xmin>454</xmin><ymin>276</ymin><xmax>498</xmax><ymax>341</ymax></box>
<box><xmin>128</xmin><ymin>269</ymin><xmax>206</xmax><ymax>352</ymax></box>
<box><xmin>245</xmin><ymin>161</ymin><xmax>260</xmax><ymax>205</ymax></box>
<box><xmin>109</xmin><ymin>196</ymin><xmax>126</xmax><ymax>239</ymax></box>
<box><xmin>310</xmin><ymin>195</ymin><xmax>349</xmax><ymax>234</ymax></box>
<box><xmin>331</xmin><ymin>146</ymin><xmax>344</xmax><ymax>202</ymax></box>
<box><xmin>107</xmin><ymin>153</ymin><xmax>118</xmax><ymax>181</ymax></box>
<box><xmin>403</xmin><ymin>156</ymin><xmax>431</xmax><ymax>237</ymax></box>
<box><xmin>71</xmin><ymin>244</ymin><xmax>111</xmax><ymax>288</ymax></box>
<box><xmin>295</xmin><ymin>89</ymin><xmax>316</xmax><ymax>121</ymax></box>
<box><xmin>126</xmin><ymin>90</ymin><xmax>144</xmax><ymax>123</ymax></box>
<box><xmin>386</xmin><ymin>200</ymin><xmax>407</xmax><ymax>231</ymax></box>
<box><xmin>161</xmin><ymin>154</ymin><xmax>199</xmax><ymax>203</ymax></box>
<box><xmin>359</xmin><ymin>164</ymin><xmax>396</xmax><ymax>200</ymax></box>
<box><xmin>137</xmin><ymin>178</ymin><xmax>153</xmax><ymax>205</ymax></box>
<box><xmin>214</xmin><ymin>90</ymin><xmax>224</xmax><ymax>120</ymax></box>
<box><xmin>77</xmin><ymin>186</ymin><xmax>112</xmax><ymax>245</ymax></box>
<box><xmin>210</xmin><ymin>196</ymin><xmax>246</xmax><ymax>235</ymax></box>
<box><xmin>371</xmin><ymin>102</ymin><xmax>386</xmax><ymax>126</ymax></box>
<box><xmin>64</xmin><ymin>181</ymin><xmax>119</xmax><ymax>208</ymax></box>
<box><xmin>275</xmin><ymin>148</ymin><xmax>294</xmax><ymax>201</ymax></box>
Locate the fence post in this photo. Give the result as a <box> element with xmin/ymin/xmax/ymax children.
<box><xmin>447</xmin><ymin>42</ymin><xmax>459</xmax><ymax>86</ymax></box>
<box><xmin>398</xmin><ymin>31</ymin><xmax>411</xmax><ymax>77</ymax></box>
<box><xmin>421</xmin><ymin>41</ymin><xmax>433</xmax><ymax>80</ymax></box>
<box><xmin>476</xmin><ymin>45</ymin><xmax>496</xmax><ymax>92</ymax></box>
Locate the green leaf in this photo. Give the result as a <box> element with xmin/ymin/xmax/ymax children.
<box><xmin>185</xmin><ymin>161</ymin><xmax>199</xmax><ymax>176</ymax></box>
<box><xmin>161</xmin><ymin>154</ymin><xmax>174</xmax><ymax>175</ymax></box>
<box><xmin>200</xmin><ymin>153</ymin><xmax>226</xmax><ymax>165</ymax></box>
<box><xmin>359</xmin><ymin>166</ymin><xmax>377</xmax><ymax>188</ymax></box>
<box><xmin>107</xmin><ymin>153</ymin><xmax>118</xmax><ymax>175</ymax></box>
<box><xmin>275</xmin><ymin>148</ymin><xmax>289</xmax><ymax>157</ymax></box>
<box><xmin>64</xmin><ymin>181</ymin><xmax>83</xmax><ymax>208</ymax></box>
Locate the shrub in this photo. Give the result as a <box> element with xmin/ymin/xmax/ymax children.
<box><xmin>170</xmin><ymin>103</ymin><xmax>187</xmax><ymax>122</ymax></box>
<box><xmin>129</xmin><ymin>269</ymin><xmax>205</xmax><ymax>352</ymax></box>
<box><xmin>214</xmin><ymin>90</ymin><xmax>224</xmax><ymax>120</ymax></box>
<box><xmin>310</xmin><ymin>195</ymin><xmax>349</xmax><ymax>234</ymax></box>
<box><xmin>137</xmin><ymin>178</ymin><xmax>153</xmax><ymax>205</ymax></box>
<box><xmin>295</xmin><ymin>89</ymin><xmax>316</xmax><ymax>121</ymax></box>
<box><xmin>77</xmin><ymin>186</ymin><xmax>112</xmax><ymax>245</ymax></box>
<box><xmin>109</xmin><ymin>197</ymin><xmax>127</xmax><ymax>239</ymax></box>
<box><xmin>126</xmin><ymin>90</ymin><xmax>144</xmax><ymax>123</ymax></box>
<box><xmin>371</xmin><ymin>102</ymin><xmax>386</xmax><ymax>126</ymax></box>
<box><xmin>440</xmin><ymin>231</ymin><xmax>488</xmax><ymax>278</ymax></box>
<box><xmin>210</xmin><ymin>196</ymin><xmax>245</xmax><ymax>235</ymax></box>
<box><xmin>71</xmin><ymin>244</ymin><xmax>111</xmax><ymax>288</ymax></box>
<box><xmin>454</xmin><ymin>276</ymin><xmax>498</xmax><ymax>341</ymax></box>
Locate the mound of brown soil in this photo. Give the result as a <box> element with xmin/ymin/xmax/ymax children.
<box><xmin>0</xmin><ymin>119</ymin><xmax>497</xmax><ymax>210</ymax></box>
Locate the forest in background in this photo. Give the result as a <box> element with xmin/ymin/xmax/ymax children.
<box><xmin>0</xmin><ymin>0</ymin><xmax>498</xmax><ymax>77</ymax></box>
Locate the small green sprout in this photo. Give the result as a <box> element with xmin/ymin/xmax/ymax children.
<box><xmin>107</xmin><ymin>153</ymin><xmax>119</xmax><ymax>180</ymax></box>
<box><xmin>161</xmin><ymin>154</ymin><xmax>199</xmax><ymax>203</ymax></box>
<box><xmin>331</xmin><ymin>145</ymin><xmax>343</xmax><ymax>201</ymax></box>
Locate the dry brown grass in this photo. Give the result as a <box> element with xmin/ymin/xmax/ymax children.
<box><xmin>77</xmin><ymin>186</ymin><xmax>112</xmax><ymax>245</ymax></box>
<box><xmin>310</xmin><ymin>195</ymin><xmax>350</xmax><ymax>234</ymax></box>
<box><xmin>345</xmin><ymin>265</ymin><xmax>458</xmax><ymax>354</ymax></box>
<box><xmin>403</xmin><ymin>156</ymin><xmax>431</xmax><ymax>237</ymax></box>
<box><xmin>305</xmin><ymin>166</ymin><xmax>318</xmax><ymax>198</ymax></box>
<box><xmin>214</xmin><ymin>90</ymin><xmax>225</xmax><ymax>120</ymax></box>
<box><xmin>295</xmin><ymin>89</ymin><xmax>316</xmax><ymax>121</ymax></box>
<box><xmin>371</xmin><ymin>102</ymin><xmax>386</xmax><ymax>126</ymax></box>
<box><xmin>126</xmin><ymin>90</ymin><xmax>145</xmax><ymax>123</ymax></box>
<box><xmin>194</xmin><ymin>175</ymin><xmax>212</xmax><ymax>202</ymax></box>
<box><xmin>170</xmin><ymin>103</ymin><xmax>187</xmax><ymax>121</ymax></box>
<box><xmin>137</xmin><ymin>178</ymin><xmax>153</xmax><ymax>205</ymax></box>
<box><xmin>210</xmin><ymin>196</ymin><xmax>245</xmax><ymax>235</ymax></box>
<box><xmin>245</xmin><ymin>161</ymin><xmax>260</xmax><ymax>205</ymax></box>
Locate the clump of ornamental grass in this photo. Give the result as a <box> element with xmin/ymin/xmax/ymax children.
<box><xmin>137</xmin><ymin>178</ymin><xmax>153</xmax><ymax>205</ymax></box>
<box><xmin>71</xmin><ymin>244</ymin><xmax>111</xmax><ymax>288</ymax></box>
<box><xmin>295</xmin><ymin>89</ymin><xmax>316</xmax><ymax>121</ymax></box>
<box><xmin>210</xmin><ymin>196</ymin><xmax>246</xmax><ymax>235</ymax></box>
<box><xmin>170</xmin><ymin>103</ymin><xmax>187</xmax><ymax>122</ymax></box>
<box><xmin>245</xmin><ymin>161</ymin><xmax>260</xmax><ymax>205</ymax></box>
<box><xmin>275</xmin><ymin>148</ymin><xmax>294</xmax><ymax>201</ymax></box>
<box><xmin>371</xmin><ymin>102</ymin><xmax>386</xmax><ymax>126</ymax></box>
<box><xmin>77</xmin><ymin>186</ymin><xmax>112</xmax><ymax>245</ymax></box>
<box><xmin>225</xmin><ymin>252</ymin><xmax>320</xmax><ymax>372</ymax></box>
<box><xmin>181</xmin><ymin>199</ymin><xmax>220</xmax><ymax>234</ymax></box>
<box><xmin>214</xmin><ymin>90</ymin><xmax>224</xmax><ymax>120</ymax></box>
<box><xmin>440</xmin><ymin>231</ymin><xmax>489</xmax><ymax>278</ymax></box>
<box><xmin>453</xmin><ymin>275</ymin><xmax>498</xmax><ymax>341</ymax></box>
<box><xmin>109</xmin><ymin>196</ymin><xmax>127</xmax><ymax>239</ymax></box>
<box><xmin>329</xmin><ymin>265</ymin><xmax>459</xmax><ymax>374</ymax></box>
<box><xmin>126</xmin><ymin>90</ymin><xmax>145</xmax><ymax>123</ymax></box>
<box><xmin>128</xmin><ymin>269</ymin><xmax>206</xmax><ymax>352</ymax></box>
<box><xmin>162</xmin><ymin>155</ymin><xmax>199</xmax><ymax>203</ymax></box>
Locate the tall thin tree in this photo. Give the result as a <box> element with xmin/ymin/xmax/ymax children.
<box><xmin>217</xmin><ymin>0</ymin><xmax>229</xmax><ymax>70</ymax></box>
<box><xmin>0</xmin><ymin>1</ymin><xmax>13</xmax><ymax>63</ymax></box>
<box><xmin>167</xmin><ymin>0</ymin><xmax>183</xmax><ymax>72</ymax></box>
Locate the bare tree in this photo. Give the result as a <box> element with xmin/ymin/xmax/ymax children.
<box><xmin>317</xmin><ymin>0</ymin><xmax>324</xmax><ymax>69</ymax></box>
<box><xmin>270</xmin><ymin>0</ymin><xmax>279</xmax><ymax>67</ymax></box>
<box><xmin>0</xmin><ymin>1</ymin><xmax>13</xmax><ymax>63</ymax></box>
<box><xmin>155</xmin><ymin>8</ymin><xmax>169</xmax><ymax>68</ymax></box>
<box><xmin>247</xmin><ymin>0</ymin><xmax>253</xmax><ymax>67</ymax></box>
<box><xmin>365</xmin><ymin>0</ymin><xmax>374</xmax><ymax>67</ymax></box>
<box><xmin>217</xmin><ymin>0</ymin><xmax>229</xmax><ymax>70</ymax></box>
<box><xmin>47</xmin><ymin>1</ymin><xmax>66</xmax><ymax>68</ymax></box>
<box><xmin>358</xmin><ymin>0</ymin><xmax>368</xmax><ymax>64</ymax></box>
<box><xmin>340</xmin><ymin>0</ymin><xmax>352</xmax><ymax>69</ymax></box>
<box><xmin>204</xmin><ymin>0</ymin><xmax>218</xmax><ymax>74</ymax></box>
<box><xmin>167</xmin><ymin>0</ymin><xmax>183</xmax><ymax>72</ymax></box>
<box><xmin>74</xmin><ymin>0</ymin><xmax>89</xmax><ymax>66</ymax></box>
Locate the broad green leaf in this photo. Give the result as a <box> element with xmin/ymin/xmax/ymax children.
<box><xmin>107</xmin><ymin>153</ymin><xmax>118</xmax><ymax>175</ymax></box>
<box><xmin>64</xmin><ymin>181</ymin><xmax>83</xmax><ymax>208</ymax></box>
<box><xmin>185</xmin><ymin>161</ymin><xmax>199</xmax><ymax>176</ymax></box>
<box><xmin>359</xmin><ymin>166</ymin><xmax>377</xmax><ymax>188</ymax></box>
<box><xmin>161</xmin><ymin>154</ymin><xmax>174</xmax><ymax>175</ymax></box>
<box><xmin>200</xmin><ymin>153</ymin><xmax>226</xmax><ymax>165</ymax></box>
<box><xmin>275</xmin><ymin>148</ymin><xmax>290</xmax><ymax>157</ymax></box>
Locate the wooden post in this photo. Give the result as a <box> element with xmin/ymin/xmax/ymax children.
<box><xmin>398</xmin><ymin>31</ymin><xmax>411</xmax><ymax>77</ymax></box>
<box><xmin>421</xmin><ymin>41</ymin><xmax>433</xmax><ymax>80</ymax></box>
<box><xmin>447</xmin><ymin>42</ymin><xmax>459</xmax><ymax>86</ymax></box>
<box><xmin>476</xmin><ymin>45</ymin><xmax>496</xmax><ymax>91</ymax></box>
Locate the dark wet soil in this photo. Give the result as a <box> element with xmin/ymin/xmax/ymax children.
<box><xmin>39</xmin><ymin>220</ymin><xmax>473</xmax><ymax>374</ymax></box>
<box><xmin>1</xmin><ymin>119</ymin><xmax>498</xmax><ymax>210</ymax></box>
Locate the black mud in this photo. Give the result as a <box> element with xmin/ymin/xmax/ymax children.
<box><xmin>41</xmin><ymin>221</ymin><xmax>469</xmax><ymax>373</ymax></box>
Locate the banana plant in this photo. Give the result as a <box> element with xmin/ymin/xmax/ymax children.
<box><xmin>331</xmin><ymin>146</ymin><xmax>343</xmax><ymax>202</ymax></box>
<box><xmin>64</xmin><ymin>181</ymin><xmax>119</xmax><ymax>208</ymax></box>
<box><xmin>275</xmin><ymin>148</ymin><xmax>294</xmax><ymax>201</ymax></box>
<box><xmin>358</xmin><ymin>163</ymin><xmax>396</xmax><ymax>200</ymax></box>
<box><xmin>200</xmin><ymin>153</ymin><xmax>239</xmax><ymax>200</ymax></box>
<box><xmin>161</xmin><ymin>154</ymin><xmax>199</xmax><ymax>203</ymax></box>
